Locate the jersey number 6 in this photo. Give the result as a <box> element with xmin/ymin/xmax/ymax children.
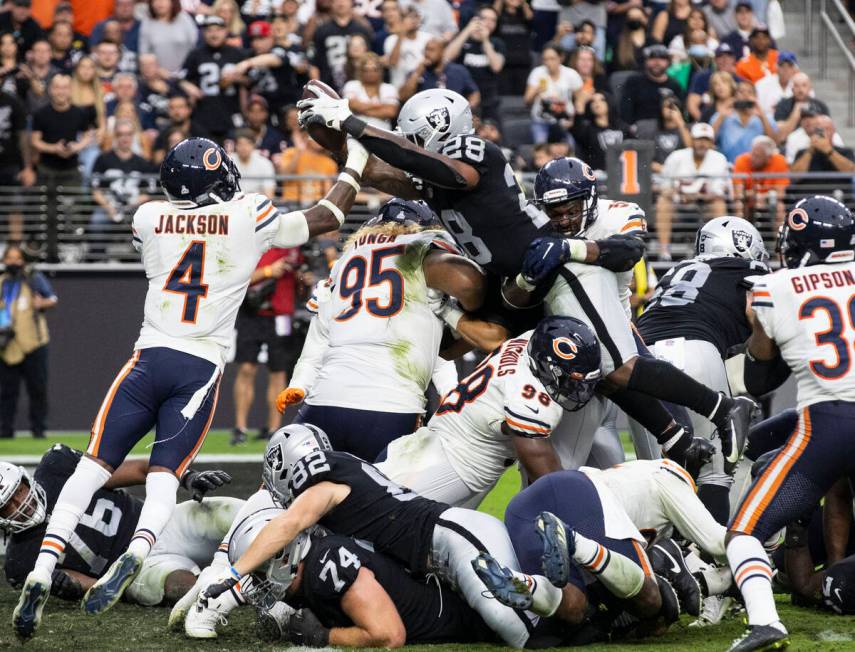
<box><xmin>163</xmin><ymin>241</ymin><xmax>209</xmax><ymax>324</ymax></box>
<box><xmin>336</xmin><ymin>245</ymin><xmax>405</xmax><ymax>321</ymax></box>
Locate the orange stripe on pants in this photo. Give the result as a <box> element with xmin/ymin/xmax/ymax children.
<box><xmin>631</xmin><ymin>540</ymin><xmax>654</xmax><ymax>577</ymax></box>
<box><xmin>87</xmin><ymin>351</ymin><xmax>141</xmax><ymax>459</ymax></box>
<box><xmin>175</xmin><ymin>378</ymin><xmax>221</xmax><ymax>477</ymax></box>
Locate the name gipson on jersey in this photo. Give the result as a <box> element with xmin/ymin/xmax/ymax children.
<box><xmin>153</xmin><ymin>214</ymin><xmax>230</xmax><ymax>235</ymax></box>
<box><xmin>790</xmin><ymin>269</ymin><xmax>855</xmax><ymax>294</ymax></box>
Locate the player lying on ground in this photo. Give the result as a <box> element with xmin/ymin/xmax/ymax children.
<box><xmin>725</xmin><ymin>196</ymin><xmax>855</xmax><ymax>652</ymax></box>
<box><xmin>12</xmin><ymin>135</ymin><xmax>372</xmax><ymax>640</ymax></box>
<box><xmin>198</xmin><ymin>424</ymin><xmax>568</xmax><ymax>648</ymax></box>
<box><xmin>0</xmin><ymin>447</ymin><xmax>239</xmax><ymax>608</ymax></box>
<box><xmin>274</xmin><ymin>197</ymin><xmax>485</xmax><ymax>461</ymax></box>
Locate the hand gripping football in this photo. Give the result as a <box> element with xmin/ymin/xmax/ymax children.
<box><xmin>301</xmin><ymin>80</ymin><xmax>346</xmax><ymax>155</ymax></box>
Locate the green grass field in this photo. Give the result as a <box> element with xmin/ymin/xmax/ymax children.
<box><xmin>1</xmin><ymin>435</ymin><xmax>854</xmax><ymax>650</ymax></box>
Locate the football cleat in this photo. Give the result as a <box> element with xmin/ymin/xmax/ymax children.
<box><xmin>655</xmin><ymin>574</ymin><xmax>681</xmax><ymax>625</ymax></box>
<box><xmin>727</xmin><ymin>623</ymin><xmax>790</xmax><ymax>651</ymax></box>
<box><xmin>690</xmin><ymin>595</ymin><xmax>734</xmax><ymax>627</ymax></box>
<box><xmin>82</xmin><ymin>551</ymin><xmax>143</xmax><ymax>615</ymax></box>
<box><xmin>255</xmin><ymin>601</ymin><xmax>296</xmax><ymax>642</ymax></box>
<box><xmin>12</xmin><ymin>568</ymin><xmax>51</xmax><ymax>639</ymax></box>
<box><xmin>649</xmin><ymin>539</ymin><xmax>701</xmax><ymax>616</ymax></box>
<box><xmin>185</xmin><ymin>597</ymin><xmax>228</xmax><ymax>639</ymax></box>
<box><xmin>471</xmin><ymin>553</ymin><xmax>533</xmax><ymax>610</ymax></box>
<box><xmin>169</xmin><ymin>565</ymin><xmax>221</xmax><ymax>631</ymax></box>
<box><xmin>717</xmin><ymin>396</ymin><xmax>757</xmax><ymax>472</ymax></box>
<box><xmin>536</xmin><ymin>511</ymin><xmax>572</xmax><ymax>587</ymax></box>
<box><xmin>230</xmin><ymin>428</ymin><xmax>247</xmax><ymax>446</ymax></box>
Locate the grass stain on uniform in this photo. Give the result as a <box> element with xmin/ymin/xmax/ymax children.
<box><xmin>389</xmin><ymin>339</ymin><xmax>429</xmax><ymax>388</ymax></box>
<box><xmin>396</xmin><ymin>242</ymin><xmax>429</xmax><ymax>306</ymax></box>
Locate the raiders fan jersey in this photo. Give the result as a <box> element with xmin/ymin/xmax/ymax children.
<box><xmin>424</xmin><ymin>136</ymin><xmax>551</xmax><ymax>277</ymax></box>
<box><xmin>637</xmin><ymin>256</ymin><xmax>769</xmax><ymax>356</ymax></box>
<box><xmin>4</xmin><ymin>445</ymin><xmax>142</xmax><ymax>587</ymax></box>
<box><xmin>287</xmin><ymin>451</ymin><xmax>447</xmax><ymax>575</ymax></box>
<box><xmin>292</xmin><ymin>535</ymin><xmax>493</xmax><ymax>644</ymax></box>
<box><xmin>247</xmin><ymin>46</ymin><xmax>304</xmax><ymax>108</ymax></box>
<box><xmin>180</xmin><ymin>44</ymin><xmax>245</xmax><ymax>135</ymax></box>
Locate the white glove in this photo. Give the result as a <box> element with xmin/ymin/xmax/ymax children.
<box><xmin>296</xmin><ymin>89</ymin><xmax>353</xmax><ymax>131</ymax></box>
<box><xmin>428</xmin><ymin>291</ymin><xmax>464</xmax><ymax>330</ymax></box>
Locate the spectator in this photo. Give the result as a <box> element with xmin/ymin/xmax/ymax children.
<box><xmin>400</xmin><ymin>37</ymin><xmax>480</xmax><ymax>106</ymax></box>
<box><xmin>94</xmin><ymin>40</ymin><xmax>121</xmax><ymax>101</ymax></box>
<box><xmin>138</xmin><ymin>0</ymin><xmax>200</xmax><ymax>74</ymax></box>
<box><xmin>70</xmin><ymin>56</ymin><xmax>107</xmax><ymax>150</ymax></box>
<box><xmin>344</xmin><ymin>32</ymin><xmax>372</xmax><ymax>81</ymax></box>
<box><xmin>703</xmin><ymin>0</ymin><xmax>736</xmax><ymax>39</ymax></box>
<box><xmin>0</xmin><ymin>0</ymin><xmax>44</xmax><ymax>55</ymax></box>
<box><xmin>651</xmin><ymin>0</ymin><xmax>693</xmax><ymax>46</ymax></box>
<box><xmin>667</xmin><ymin>29</ymin><xmax>714</xmax><ymax>92</ymax></box>
<box><xmin>342</xmin><ymin>52</ymin><xmax>399</xmax><ymax>130</ymax></box>
<box><xmin>48</xmin><ymin>21</ymin><xmax>84</xmax><ymax>74</ymax></box>
<box><xmin>783</xmin><ymin>109</ymin><xmax>845</xmax><ymax>163</ymax></box>
<box><xmin>756</xmin><ymin>49</ymin><xmax>798</xmax><ymax>115</ymax></box>
<box><xmin>272</xmin><ymin>1</ymin><xmax>304</xmax><ymax>50</ymax></box>
<box><xmin>686</xmin><ymin>42</ymin><xmax>741</xmax><ymax>121</ymax></box>
<box><xmin>547</xmin><ymin>141</ymin><xmax>572</xmax><ymax>158</ymax></box>
<box><xmin>233</xmin><ymin>94</ymin><xmax>288</xmax><ymax>163</ymax></box>
<box><xmin>557</xmin><ymin>3</ymin><xmax>605</xmax><ymax>61</ymax></box>
<box><xmin>732</xmin><ymin>134</ymin><xmax>789</xmax><ymax>226</ymax></box>
<box><xmin>89</xmin><ymin>119</ymin><xmax>158</xmax><ymax>259</ymax></box>
<box><xmin>0</xmin><ymin>33</ymin><xmax>28</xmax><ymax>102</ymax></box>
<box><xmin>636</xmin><ymin>91</ymin><xmax>691</xmax><ymax>171</ymax></box>
<box><xmin>711</xmin><ymin>80</ymin><xmax>776</xmax><ymax>162</ymax></box>
<box><xmin>212</xmin><ymin>0</ymin><xmax>246</xmax><ymax>47</ymax></box>
<box><xmin>383</xmin><ymin>5</ymin><xmax>431</xmax><ymax>89</ymax></box>
<box><xmin>572</xmin><ymin>92</ymin><xmax>625</xmax><ymax>172</ymax></box>
<box><xmin>570</xmin><ymin>46</ymin><xmax>608</xmax><ymax>115</ymax></box>
<box><xmin>774</xmin><ymin>72</ymin><xmax>830</xmax><ymax>141</ymax></box>
<box><xmin>373</xmin><ymin>0</ymin><xmax>402</xmax><ymax>53</ymax></box>
<box><xmin>790</xmin><ymin>115</ymin><xmax>855</xmax><ymax>196</ymax></box>
<box><xmin>105</xmin><ymin>72</ymin><xmax>140</xmax><ymax>119</ymax></box>
<box><xmin>279</xmin><ymin>134</ymin><xmax>338</xmax><ymax>207</ymax></box>
<box><xmin>90</xmin><ymin>0</ymin><xmax>141</xmax><ymax>53</ymax></box>
<box><xmin>400</xmin><ymin>0</ymin><xmax>457</xmax><ymax>40</ymax></box>
<box><xmin>232</xmin><ymin>246</ymin><xmax>306</xmax><ymax>444</ymax></box>
<box><xmin>698</xmin><ymin>69</ymin><xmax>737</xmax><ymax>123</ymax></box>
<box><xmin>232</xmin><ymin>128</ymin><xmax>276</xmax><ymax>197</ymax></box>
<box><xmin>301</xmin><ymin>0</ymin><xmax>333</xmax><ymax>50</ymax></box>
<box><xmin>722</xmin><ymin>0</ymin><xmax>757</xmax><ymax>59</ymax></box>
<box><xmin>734</xmin><ymin>23</ymin><xmax>777</xmax><ymax>83</ymax></box>
<box><xmin>152</xmin><ymin>93</ymin><xmax>208</xmax><ymax>162</ymax></box>
<box><xmin>105</xmin><ymin>100</ymin><xmax>152</xmax><ymax>159</ymax></box>
<box><xmin>179</xmin><ymin>15</ymin><xmax>244</xmax><ymax>143</ymax></box>
<box><xmin>655</xmin><ymin>122</ymin><xmax>730</xmax><ymax>259</ymax></box>
<box><xmin>98</xmin><ymin>20</ymin><xmax>139</xmax><ymax>74</ymax></box>
<box><xmin>312</xmin><ymin>0</ymin><xmax>374</xmax><ymax>91</ymax></box>
<box><xmin>137</xmin><ymin>53</ymin><xmax>173</xmax><ymax>131</ymax></box>
<box><xmin>494</xmin><ymin>0</ymin><xmax>533</xmax><ymax>94</ymax></box>
<box><xmin>0</xmin><ymin>90</ymin><xmax>34</xmax><ymax>245</ymax></box>
<box><xmin>31</xmin><ymin>74</ymin><xmax>96</xmax><ymax>189</ymax></box>
<box><xmin>531</xmin><ymin>142</ymin><xmax>552</xmax><ymax>170</ymax></box>
<box><xmin>20</xmin><ymin>39</ymin><xmax>55</xmax><ymax>112</ymax></box>
<box><xmin>444</xmin><ymin>6</ymin><xmax>505</xmax><ymax>122</ymax></box>
<box><xmin>667</xmin><ymin>9</ymin><xmax>718</xmax><ymax>63</ymax></box>
<box><xmin>0</xmin><ymin>244</ymin><xmax>57</xmax><ymax>440</ymax></box>
<box><xmin>525</xmin><ymin>44</ymin><xmax>581</xmax><ymax>144</ymax></box>
<box><xmin>619</xmin><ymin>45</ymin><xmax>684</xmax><ymax>129</ymax></box>
<box><xmin>609</xmin><ymin>6</ymin><xmax>650</xmax><ymax>73</ymax></box>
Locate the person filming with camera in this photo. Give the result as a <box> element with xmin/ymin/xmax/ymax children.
<box><xmin>0</xmin><ymin>245</ymin><xmax>57</xmax><ymax>439</ymax></box>
<box><xmin>710</xmin><ymin>80</ymin><xmax>776</xmax><ymax>162</ymax></box>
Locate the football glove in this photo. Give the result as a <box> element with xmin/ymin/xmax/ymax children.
<box><xmin>199</xmin><ymin>566</ymin><xmax>240</xmax><ymax>603</ymax></box>
<box><xmin>50</xmin><ymin>570</ymin><xmax>84</xmax><ymax>600</ymax></box>
<box><xmin>683</xmin><ymin>437</ymin><xmax>716</xmax><ymax>480</ymax></box>
<box><xmin>521</xmin><ymin>236</ymin><xmax>573</xmax><ymax>287</ymax></box>
<box><xmin>181</xmin><ymin>469</ymin><xmax>232</xmax><ymax>502</ymax></box>
<box><xmin>297</xmin><ymin>90</ymin><xmax>352</xmax><ymax>132</ymax></box>
<box><xmin>283</xmin><ymin>608</ymin><xmax>331</xmax><ymax>647</ymax></box>
<box><xmin>659</xmin><ymin>422</ymin><xmax>694</xmax><ymax>466</ymax></box>
<box><xmin>594</xmin><ymin>234</ymin><xmax>645</xmax><ymax>273</ymax></box>
<box><xmin>276</xmin><ymin>387</ymin><xmax>306</xmax><ymax>414</ymax></box>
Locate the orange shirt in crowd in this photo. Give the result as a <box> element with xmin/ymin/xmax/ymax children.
<box><xmin>33</xmin><ymin>0</ymin><xmax>113</xmax><ymax>35</ymax></box>
<box><xmin>735</xmin><ymin>50</ymin><xmax>779</xmax><ymax>84</ymax></box>
<box><xmin>732</xmin><ymin>151</ymin><xmax>790</xmax><ymax>195</ymax></box>
<box><xmin>279</xmin><ymin>144</ymin><xmax>337</xmax><ymax>205</ymax></box>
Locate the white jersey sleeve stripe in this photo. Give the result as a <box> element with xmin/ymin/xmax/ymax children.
<box><xmin>504</xmin><ymin>416</ymin><xmax>551</xmax><ymax>435</ymax></box>
<box><xmin>504</xmin><ymin>407</ymin><xmax>553</xmax><ymax>430</ymax></box>
<box><xmin>620</xmin><ymin>218</ymin><xmax>647</xmax><ymax>234</ymax></box>
<box><xmin>255</xmin><ymin>210</ymin><xmax>280</xmax><ymax>233</ymax></box>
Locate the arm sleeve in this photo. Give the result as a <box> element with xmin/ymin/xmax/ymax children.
<box><xmin>290</xmin><ymin>310</ymin><xmax>330</xmax><ymax>392</ymax></box>
<box><xmin>748</xmin><ymin>278</ymin><xmax>776</xmax><ymax>340</ymax></box>
<box><xmin>430</xmin><ymin>357</ymin><xmax>459</xmax><ymax>398</ymax></box>
<box><xmin>656</xmin><ymin>471</ymin><xmax>728</xmax><ymax>560</ymax></box>
<box><xmin>252</xmin><ymin>194</ymin><xmax>309</xmax><ymax>251</ymax></box>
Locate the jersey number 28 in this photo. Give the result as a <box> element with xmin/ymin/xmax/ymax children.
<box><xmin>164</xmin><ymin>241</ymin><xmax>209</xmax><ymax>323</ymax></box>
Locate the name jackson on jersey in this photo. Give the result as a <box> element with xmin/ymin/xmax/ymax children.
<box><xmin>153</xmin><ymin>213</ymin><xmax>230</xmax><ymax>235</ymax></box>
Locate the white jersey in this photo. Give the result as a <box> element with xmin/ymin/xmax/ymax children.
<box><xmin>581</xmin><ymin>460</ymin><xmax>727</xmax><ymax>559</ymax></box>
<box><xmin>750</xmin><ymin>262</ymin><xmax>855</xmax><ymax>410</ymax></box>
<box><xmin>132</xmin><ymin>193</ymin><xmax>310</xmax><ymax>367</ymax></box>
<box><xmin>579</xmin><ymin>198</ymin><xmax>647</xmax><ymax>317</ymax></box>
<box><xmin>302</xmin><ymin>230</ymin><xmax>448</xmax><ymax>413</ymax></box>
<box><xmin>432</xmin><ymin>333</ymin><xmax>564</xmax><ymax>492</ymax></box>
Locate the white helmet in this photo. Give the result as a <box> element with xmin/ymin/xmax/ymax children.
<box><xmin>695</xmin><ymin>216</ymin><xmax>768</xmax><ymax>261</ymax></box>
<box><xmin>262</xmin><ymin>424</ymin><xmax>332</xmax><ymax>507</ymax></box>
<box><xmin>0</xmin><ymin>462</ymin><xmax>47</xmax><ymax>533</ymax></box>
<box><xmin>397</xmin><ymin>89</ymin><xmax>474</xmax><ymax>153</ymax></box>
<box><xmin>228</xmin><ymin>507</ymin><xmax>313</xmax><ymax>607</ymax></box>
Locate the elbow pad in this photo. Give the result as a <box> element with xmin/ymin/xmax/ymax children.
<box><xmin>273</xmin><ymin>211</ymin><xmax>310</xmax><ymax>247</ymax></box>
<box><xmin>743</xmin><ymin>351</ymin><xmax>791</xmax><ymax>397</ymax></box>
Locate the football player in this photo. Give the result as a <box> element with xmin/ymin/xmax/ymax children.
<box><xmin>726</xmin><ymin>196</ymin><xmax>855</xmax><ymax>651</ymax></box>
<box><xmin>0</xmin><ymin>449</ymin><xmax>238</xmax><ymax>609</ymax></box>
<box><xmin>199</xmin><ymin>424</ymin><xmax>567</xmax><ymax>648</ymax></box>
<box><xmin>635</xmin><ymin>216</ymin><xmax>770</xmax><ymax>524</ymax></box>
<box><xmin>274</xmin><ymin>197</ymin><xmax>485</xmax><ymax>461</ymax></box>
<box><xmin>12</xmin><ymin>136</ymin><xmax>371</xmax><ymax>639</ymax></box>
<box><xmin>377</xmin><ymin>316</ymin><xmax>602</xmax><ymax>507</ymax></box>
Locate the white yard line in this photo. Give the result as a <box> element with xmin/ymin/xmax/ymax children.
<box><xmin>4</xmin><ymin>453</ymin><xmax>264</xmax><ymax>465</ymax></box>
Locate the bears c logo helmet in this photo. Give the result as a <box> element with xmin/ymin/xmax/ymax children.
<box><xmin>202</xmin><ymin>147</ymin><xmax>223</xmax><ymax>171</ymax></box>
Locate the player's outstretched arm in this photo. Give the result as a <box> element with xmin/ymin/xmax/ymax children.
<box><xmin>423</xmin><ymin>251</ymin><xmax>485</xmax><ymax>312</ymax></box>
<box><xmin>277</xmin><ymin>311</ymin><xmax>329</xmax><ymax>413</ymax></box>
<box><xmin>360</xmin><ymin>155</ymin><xmax>423</xmax><ymax>199</ymax></box>
<box><xmin>333</xmin><ymin>568</ymin><xmax>407</xmax><ymax>648</ymax></box>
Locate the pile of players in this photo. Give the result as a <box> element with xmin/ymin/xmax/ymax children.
<box><xmin>3</xmin><ymin>83</ymin><xmax>855</xmax><ymax>652</ymax></box>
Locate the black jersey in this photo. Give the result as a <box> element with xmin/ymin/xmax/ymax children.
<box><xmin>293</xmin><ymin>535</ymin><xmax>493</xmax><ymax>644</ymax></box>
<box><xmin>288</xmin><ymin>451</ymin><xmax>447</xmax><ymax>575</ymax></box>
<box><xmin>247</xmin><ymin>46</ymin><xmax>303</xmax><ymax>108</ymax></box>
<box><xmin>311</xmin><ymin>20</ymin><xmax>373</xmax><ymax>91</ymax></box>
<box><xmin>180</xmin><ymin>45</ymin><xmax>246</xmax><ymax>136</ymax></box>
<box><xmin>424</xmin><ymin>136</ymin><xmax>550</xmax><ymax>278</ymax></box>
<box><xmin>637</xmin><ymin>256</ymin><xmax>769</xmax><ymax>356</ymax></box>
<box><xmin>4</xmin><ymin>445</ymin><xmax>142</xmax><ymax>587</ymax></box>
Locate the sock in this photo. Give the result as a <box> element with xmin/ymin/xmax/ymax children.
<box><xmin>698</xmin><ymin>566</ymin><xmax>734</xmax><ymax>596</ymax></box>
<box><xmin>127</xmin><ymin>472</ymin><xmax>180</xmax><ymax>558</ymax></box>
<box><xmin>699</xmin><ymin>484</ymin><xmax>732</xmax><ymax>525</ymax></box>
<box><xmin>509</xmin><ymin>572</ymin><xmax>562</xmax><ymax>617</ymax></box>
<box><xmin>34</xmin><ymin>456</ymin><xmax>112</xmax><ymax>576</ymax></box>
<box><xmin>572</xmin><ymin>532</ymin><xmax>645</xmax><ymax>598</ymax></box>
<box><xmin>628</xmin><ymin>357</ymin><xmax>728</xmax><ymax>421</ymax></box>
<box><xmin>726</xmin><ymin>535</ymin><xmax>779</xmax><ymax>626</ymax></box>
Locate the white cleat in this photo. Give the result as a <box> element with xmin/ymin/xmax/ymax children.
<box><xmin>690</xmin><ymin>595</ymin><xmax>734</xmax><ymax>627</ymax></box>
<box><xmin>12</xmin><ymin>568</ymin><xmax>52</xmax><ymax>639</ymax></box>
<box><xmin>169</xmin><ymin>566</ymin><xmax>220</xmax><ymax>631</ymax></box>
<box><xmin>185</xmin><ymin>595</ymin><xmax>228</xmax><ymax>639</ymax></box>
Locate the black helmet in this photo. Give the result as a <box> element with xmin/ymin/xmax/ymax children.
<box><xmin>778</xmin><ymin>196</ymin><xmax>855</xmax><ymax>268</ymax></box>
<box><xmin>160</xmin><ymin>138</ymin><xmax>241</xmax><ymax>208</ymax></box>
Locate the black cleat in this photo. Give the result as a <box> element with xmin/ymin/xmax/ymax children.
<box><xmin>655</xmin><ymin>574</ymin><xmax>681</xmax><ymax>625</ymax></box>
<box><xmin>716</xmin><ymin>396</ymin><xmax>757</xmax><ymax>473</ymax></box>
<box><xmin>12</xmin><ymin>570</ymin><xmax>51</xmax><ymax>639</ymax></box>
<box><xmin>728</xmin><ymin>623</ymin><xmax>790</xmax><ymax>651</ymax></box>
<box><xmin>254</xmin><ymin>428</ymin><xmax>271</xmax><ymax>441</ymax></box>
<box><xmin>230</xmin><ymin>428</ymin><xmax>247</xmax><ymax>446</ymax></box>
<box><xmin>536</xmin><ymin>511</ymin><xmax>572</xmax><ymax>587</ymax></box>
<box><xmin>649</xmin><ymin>539</ymin><xmax>701</xmax><ymax>616</ymax></box>
<box><xmin>82</xmin><ymin>552</ymin><xmax>143</xmax><ymax>615</ymax></box>
<box><xmin>472</xmin><ymin>553</ymin><xmax>533</xmax><ymax>610</ymax></box>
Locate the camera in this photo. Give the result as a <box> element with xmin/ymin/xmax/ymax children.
<box><xmin>814</xmin><ymin>127</ymin><xmax>826</xmax><ymax>138</ymax></box>
<box><xmin>734</xmin><ymin>100</ymin><xmax>755</xmax><ymax>111</ymax></box>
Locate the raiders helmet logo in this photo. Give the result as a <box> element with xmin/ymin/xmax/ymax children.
<box><xmin>731</xmin><ymin>229</ymin><xmax>752</xmax><ymax>253</ymax></box>
<box><xmin>265</xmin><ymin>445</ymin><xmax>284</xmax><ymax>472</ymax></box>
<box><xmin>426</xmin><ymin>107</ymin><xmax>451</xmax><ymax>132</ymax></box>
<box><xmin>552</xmin><ymin>337</ymin><xmax>579</xmax><ymax>360</ymax></box>
<box><xmin>202</xmin><ymin>147</ymin><xmax>222</xmax><ymax>171</ymax></box>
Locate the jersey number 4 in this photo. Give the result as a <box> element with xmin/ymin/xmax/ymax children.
<box><xmin>164</xmin><ymin>241</ymin><xmax>209</xmax><ymax>323</ymax></box>
<box><xmin>799</xmin><ymin>295</ymin><xmax>855</xmax><ymax>380</ymax></box>
<box><xmin>336</xmin><ymin>245</ymin><xmax>405</xmax><ymax>321</ymax></box>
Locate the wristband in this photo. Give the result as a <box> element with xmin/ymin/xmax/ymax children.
<box><xmin>567</xmin><ymin>238</ymin><xmax>588</xmax><ymax>262</ymax></box>
<box><xmin>318</xmin><ymin>199</ymin><xmax>345</xmax><ymax>225</ymax></box>
<box><xmin>344</xmin><ymin>136</ymin><xmax>369</xmax><ymax>174</ymax></box>
<box><xmin>442</xmin><ymin>306</ymin><xmax>464</xmax><ymax>330</ymax></box>
<box><xmin>228</xmin><ymin>565</ymin><xmax>241</xmax><ymax>580</ymax></box>
<box><xmin>515</xmin><ymin>273</ymin><xmax>536</xmax><ymax>292</ymax></box>
<box><xmin>337</xmin><ymin>171</ymin><xmax>361</xmax><ymax>193</ymax></box>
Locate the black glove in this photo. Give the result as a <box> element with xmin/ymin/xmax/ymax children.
<box><xmin>50</xmin><ymin>570</ymin><xmax>84</xmax><ymax>601</ymax></box>
<box><xmin>659</xmin><ymin>422</ymin><xmax>693</xmax><ymax>466</ymax></box>
<box><xmin>181</xmin><ymin>469</ymin><xmax>232</xmax><ymax>501</ymax></box>
<box><xmin>521</xmin><ymin>236</ymin><xmax>573</xmax><ymax>286</ymax></box>
<box><xmin>683</xmin><ymin>437</ymin><xmax>716</xmax><ymax>480</ymax></box>
<box><xmin>594</xmin><ymin>234</ymin><xmax>645</xmax><ymax>273</ymax></box>
<box><xmin>284</xmin><ymin>608</ymin><xmax>331</xmax><ymax>647</ymax></box>
<box><xmin>200</xmin><ymin>574</ymin><xmax>239</xmax><ymax>603</ymax></box>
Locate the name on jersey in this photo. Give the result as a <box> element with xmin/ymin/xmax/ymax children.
<box><xmin>790</xmin><ymin>269</ymin><xmax>855</xmax><ymax>294</ymax></box>
<box><xmin>498</xmin><ymin>338</ymin><xmax>528</xmax><ymax>376</ymax></box>
<box><xmin>351</xmin><ymin>233</ymin><xmax>399</xmax><ymax>248</ymax></box>
<box><xmin>154</xmin><ymin>214</ymin><xmax>229</xmax><ymax>235</ymax></box>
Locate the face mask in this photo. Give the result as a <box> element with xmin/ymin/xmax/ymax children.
<box><xmin>688</xmin><ymin>45</ymin><xmax>711</xmax><ymax>58</ymax></box>
<box><xmin>626</xmin><ymin>19</ymin><xmax>645</xmax><ymax>30</ymax></box>
<box><xmin>4</xmin><ymin>264</ymin><xmax>22</xmax><ymax>276</ymax></box>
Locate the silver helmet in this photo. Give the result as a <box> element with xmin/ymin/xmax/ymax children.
<box><xmin>0</xmin><ymin>462</ymin><xmax>47</xmax><ymax>533</ymax></box>
<box><xmin>262</xmin><ymin>424</ymin><xmax>332</xmax><ymax>507</ymax></box>
<box><xmin>695</xmin><ymin>216</ymin><xmax>768</xmax><ymax>261</ymax></box>
<box><xmin>397</xmin><ymin>89</ymin><xmax>474</xmax><ymax>153</ymax></box>
<box><xmin>227</xmin><ymin>507</ymin><xmax>313</xmax><ymax>607</ymax></box>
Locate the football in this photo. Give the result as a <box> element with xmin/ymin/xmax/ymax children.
<box><xmin>301</xmin><ymin>79</ymin><xmax>346</xmax><ymax>155</ymax></box>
